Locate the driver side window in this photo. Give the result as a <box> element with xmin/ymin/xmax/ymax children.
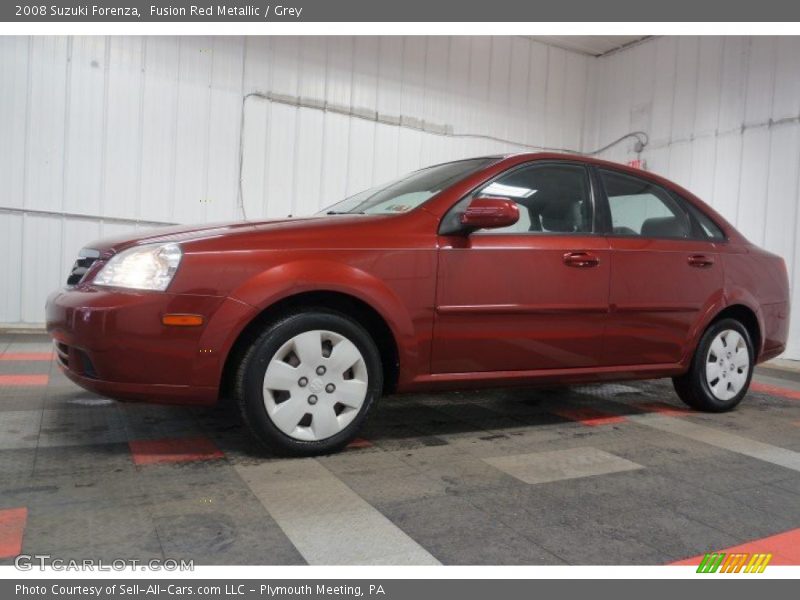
<box><xmin>472</xmin><ymin>164</ymin><xmax>593</xmax><ymax>234</ymax></box>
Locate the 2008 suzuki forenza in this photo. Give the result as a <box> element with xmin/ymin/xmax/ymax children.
<box><xmin>46</xmin><ymin>154</ymin><xmax>791</xmax><ymax>455</ymax></box>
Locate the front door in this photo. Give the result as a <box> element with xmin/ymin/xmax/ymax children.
<box><xmin>432</xmin><ymin>162</ymin><xmax>611</xmax><ymax>374</ymax></box>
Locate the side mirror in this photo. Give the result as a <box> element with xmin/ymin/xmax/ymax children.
<box><xmin>460</xmin><ymin>197</ymin><xmax>520</xmax><ymax>232</ymax></box>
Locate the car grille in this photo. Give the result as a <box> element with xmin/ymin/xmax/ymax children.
<box><xmin>66</xmin><ymin>248</ymin><xmax>100</xmax><ymax>286</ymax></box>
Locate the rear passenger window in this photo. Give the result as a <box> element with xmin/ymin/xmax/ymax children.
<box><xmin>600</xmin><ymin>170</ymin><xmax>691</xmax><ymax>239</ymax></box>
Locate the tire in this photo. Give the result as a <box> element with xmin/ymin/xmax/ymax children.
<box><xmin>235</xmin><ymin>309</ymin><xmax>383</xmax><ymax>456</ymax></box>
<box><xmin>672</xmin><ymin>318</ymin><xmax>754</xmax><ymax>412</ymax></box>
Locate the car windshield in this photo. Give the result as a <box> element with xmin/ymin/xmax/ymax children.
<box><xmin>319</xmin><ymin>157</ymin><xmax>497</xmax><ymax>215</ymax></box>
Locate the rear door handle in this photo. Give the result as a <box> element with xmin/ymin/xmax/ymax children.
<box><xmin>563</xmin><ymin>251</ymin><xmax>600</xmax><ymax>268</ymax></box>
<box><xmin>688</xmin><ymin>254</ymin><xmax>715</xmax><ymax>268</ymax></box>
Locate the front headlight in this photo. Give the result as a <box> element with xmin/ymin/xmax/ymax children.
<box><xmin>93</xmin><ymin>243</ymin><xmax>182</xmax><ymax>291</ymax></box>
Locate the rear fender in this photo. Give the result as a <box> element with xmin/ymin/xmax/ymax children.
<box><xmin>681</xmin><ymin>287</ymin><xmax>766</xmax><ymax>366</ymax></box>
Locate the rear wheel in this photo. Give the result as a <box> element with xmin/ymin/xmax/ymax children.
<box><xmin>235</xmin><ymin>310</ymin><xmax>383</xmax><ymax>455</ymax></box>
<box><xmin>672</xmin><ymin>318</ymin><xmax>754</xmax><ymax>412</ymax></box>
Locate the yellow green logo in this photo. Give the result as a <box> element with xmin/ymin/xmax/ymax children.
<box><xmin>697</xmin><ymin>552</ymin><xmax>772</xmax><ymax>573</ymax></box>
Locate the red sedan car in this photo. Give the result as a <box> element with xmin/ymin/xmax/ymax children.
<box><xmin>46</xmin><ymin>154</ymin><xmax>790</xmax><ymax>455</ymax></box>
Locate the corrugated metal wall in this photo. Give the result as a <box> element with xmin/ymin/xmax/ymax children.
<box><xmin>0</xmin><ymin>35</ymin><xmax>589</xmax><ymax>326</ymax></box>
<box><xmin>240</xmin><ymin>37</ymin><xmax>588</xmax><ymax>218</ymax></box>
<box><xmin>585</xmin><ymin>36</ymin><xmax>800</xmax><ymax>359</ymax></box>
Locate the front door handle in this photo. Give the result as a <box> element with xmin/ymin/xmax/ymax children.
<box><xmin>563</xmin><ymin>251</ymin><xmax>600</xmax><ymax>268</ymax></box>
<box><xmin>688</xmin><ymin>254</ymin><xmax>715</xmax><ymax>268</ymax></box>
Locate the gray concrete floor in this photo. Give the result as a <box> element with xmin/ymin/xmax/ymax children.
<box><xmin>1</xmin><ymin>333</ymin><xmax>799</xmax><ymax>565</ymax></box>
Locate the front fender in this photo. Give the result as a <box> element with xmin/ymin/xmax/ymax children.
<box><xmin>227</xmin><ymin>258</ymin><xmax>425</xmax><ymax>381</ymax></box>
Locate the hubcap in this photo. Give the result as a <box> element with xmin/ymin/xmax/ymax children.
<box><xmin>705</xmin><ymin>329</ymin><xmax>749</xmax><ymax>401</ymax></box>
<box><xmin>262</xmin><ymin>330</ymin><xmax>368</xmax><ymax>441</ymax></box>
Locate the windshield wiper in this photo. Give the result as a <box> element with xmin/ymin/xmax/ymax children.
<box><xmin>326</xmin><ymin>210</ymin><xmax>366</xmax><ymax>215</ymax></box>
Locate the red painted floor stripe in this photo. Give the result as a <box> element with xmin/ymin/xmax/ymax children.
<box><xmin>0</xmin><ymin>353</ymin><xmax>53</xmax><ymax>362</ymax></box>
<box><xmin>751</xmin><ymin>381</ymin><xmax>800</xmax><ymax>401</ymax></box>
<box><xmin>671</xmin><ymin>527</ymin><xmax>800</xmax><ymax>566</ymax></box>
<box><xmin>347</xmin><ymin>438</ymin><xmax>373</xmax><ymax>449</ymax></box>
<box><xmin>0</xmin><ymin>375</ymin><xmax>49</xmax><ymax>386</ymax></box>
<box><xmin>638</xmin><ymin>402</ymin><xmax>692</xmax><ymax>416</ymax></box>
<box><xmin>0</xmin><ymin>507</ymin><xmax>28</xmax><ymax>559</ymax></box>
<box><xmin>129</xmin><ymin>436</ymin><xmax>225</xmax><ymax>466</ymax></box>
<box><xmin>552</xmin><ymin>407</ymin><xmax>627</xmax><ymax>426</ymax></box>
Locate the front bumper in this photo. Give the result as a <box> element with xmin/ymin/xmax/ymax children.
<box><xmin>46</xmin><ymin>286</ymin><xmax>257</xmax><ymax>405</ymax></box>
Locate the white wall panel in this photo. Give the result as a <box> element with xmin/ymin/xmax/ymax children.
<box><xmin>671</xmin><ymin>37</ymin><xmax>698</xmax><ymax>142</ymax></box>
<box><xmin>264</xmin><ymin>102</ymin><xmax>298</xmax><ymax>217</ymax></box>
<box><xmin>563</xmin><ymin>51</ymin><xmax>588</xmax><ymax>151</ymax></box>
<box><xmin>0</xmin><ymin>213</ymin><xmax>24</xmax><ymax>322</ymax></box>
<box><xmin>666</xmin><ymin>140</ymin><xmax>693</xmax><ymax>190</ymax></box>
<box><xmin>25</xmin><ymin>37</ymin><xmax>68</xmax><ymax>213</ymax></box>
<box><xmin>63</xmin><ymin>36</ymin><xmax>106</xmax><ymax>217</ymax></box>
<box><xmin>764</xmin><ymin>126</ymin><xmax>800</xmax><ymax>263</ymax></box>
<box><xmin>103</xmin><ymin>36</ymin><xmax>144</xmax><ymax>220</ymax></box>
<box><xmin>294</xmin><ymin>107</ymin><xmax>325</xmax><ymax>215</ymax></box>
<box><xmin>688</xmin><ymin>136</ymin><xmax>717</xmax><ymax>203</ymax></box>
<box><xmin>172</xmin><ymin>37</ymin><xmax>212</xmax><ymax>224</ymax></box>
<box><xmin>717</xmin><ymin>37</ymin><xmax>748</xmax><ymax>133</ymax></box>
<box><xmin>772</xmin><ymin>37</ymin><xmax>800</xmax><ymax>121</ymax></box>
<box><xmin>372</xmin><ymin>122</ymin><xmax>400</xmax><ymax>186</ymax></box>
<box><xmin>596</xmin><ymin>46</ymin><xmax>632</xmax><ymax>155</ymax></box>
<box><xmin>544</xmin><ymin>47</ymin><xmax>567</xmax><ymax>149</ymax></box>
<box><xmin>240</xmin><ymin>96</ymin><xmax>269</xmax><ymax>219</ymax></box>
<box><xmin>0</xmin><ymin>38</ymin><xmax>29</xmax><ymax>210</ymax></box>
<box><xmin>649</xmin><ymin>37</ymin><xmax>677</xmax><ymax>145</ymax></box>
<box><xmin>711</xmin><ymin>132</ymin><xmax>744</xmax><ymax>217</ymax></box>
<box><xmin>140</xmin><ymin>37</ymin><xmax>179</xmax><ymax>224</ymax></box>
<box><xmin>525</xmin><ymin>41</ymin><xmax>549</xmax><ymax>147</ymax></box>
<box><xmin>693</xmin><ymin>37</ymin><xmax>723</xmax><ymax>136</ymax></box>
<box><xmin>736</xmin><ymin>127</ymin><xmax>771</xmax><ymax>246</ymax></box>
<box><xmin>20</xmin><ymin>214</ymin><xmax>62</xmax><ymax>323</ymax></box>
<box><xmin>467</xmin><ymin>37</ymin><xmax>492</xmax><ymax>136</ymax></box>
<box><xmin>508</xmin><ymin>38</ymin><xmax>530</xmax><ymax>148</ymax></box>
<box><xmin>488</xmin><ymin>37</ymin><xmax>512</xmax><ymax>141</ymax></box>
<box><xmin>346</xmin><ymin>119</ymin><xmax>376</xmax><ymax>195</ymax></box>
<box><xmin>327</xmin><ymin>37</ymin><xmax>354</xmax><ymax>108</ymax></box>
<box><xmin>318</xmin><ymin>112</ymin><xmax>349</xmax><ymax>212</ymax></box>
<box><xmin>630</xmin><ymin>37</ymin><xmax>656</xmax><ymax>136</ymax></box>
<box><xmin>205</xmin><ymin>37</ymin><xmax>245</xmax><ymax>223</ymax></box>
<box><xmin>743</xmin><ymin>37</ymin><xmax>776</xmax><ymax>126</ymax></box>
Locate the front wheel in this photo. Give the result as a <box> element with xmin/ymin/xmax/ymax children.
<box><xmin>672</xmin><ymin>318</ymin><xmax>754</xmax><ymax>412</ymax></box>
<box><xmin>235</xmin><ymin>310</ymin><xmax>383</xmax><ymax>456</ymax></box>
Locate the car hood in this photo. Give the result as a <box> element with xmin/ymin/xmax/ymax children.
<box><xmin>84</xmin><ymin>215</ymin><xmax>381</xmax><ymax>256</ymax></box>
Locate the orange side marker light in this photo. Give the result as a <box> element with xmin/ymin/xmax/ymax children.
<box><xmin>162</xmin><ymin>314</ymin><xmax>205</xmax><ymax>327</ymax></box>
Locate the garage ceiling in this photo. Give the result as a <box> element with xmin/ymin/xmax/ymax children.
<box><xmin>528</xmin><ymin>36</ymin><xmax>650</xmax><ymax>57</ymax></box>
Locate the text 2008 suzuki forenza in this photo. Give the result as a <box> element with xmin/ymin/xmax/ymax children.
<box><xmin>47</xmin><ymin>154</ymin><xmax>790</xmax><ymax>455</ymax></box>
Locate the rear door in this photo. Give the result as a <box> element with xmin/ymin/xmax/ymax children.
<box><xmin>597</xmin><ymin>168</ymin><xmax>725</xmax><ymax>366</ymax></box>
<box><xmin>432</xmin><ymin>162</ymin><xmax>610</xmax><ymax>374</ymax></box>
